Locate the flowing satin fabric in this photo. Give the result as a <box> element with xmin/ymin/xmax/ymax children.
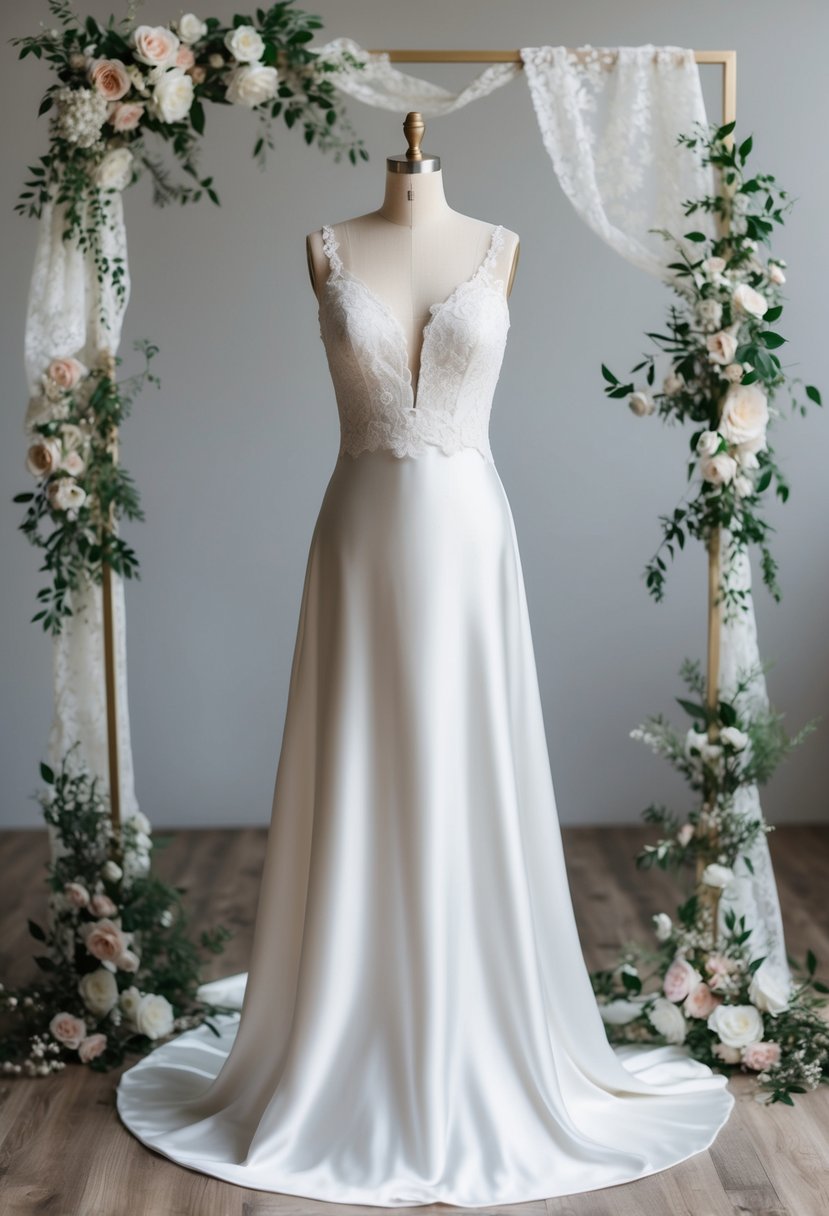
<box><xmin>117</xmin><ymin>447</ymin><xmax>734</xmax><ymax>1206</ymax></box>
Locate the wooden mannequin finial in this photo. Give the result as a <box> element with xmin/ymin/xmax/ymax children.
<box><xmin>404</xmin><ymin>112</ymin><xmax>425</xmax><ymax>161</ymax></box>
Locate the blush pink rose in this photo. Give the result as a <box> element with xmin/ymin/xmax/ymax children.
<box><xmin>663</xmin><ymin>957</ymin><xmax>702</xmax><ymax>1003</ymax></box>
<box><xmin>742</xmin><ymin>1040</ymin><xmax>781</xmax><ymax>1071</ymax></box>
<box><xmin>78</xmin><ymin>1032</ymin><xmax>108</xmax><ymax>1063</ymax></box>
<box><xmin>49</xmin><ymin>1011</ymin><xmax>87</xmax><ymax>1049</ymax></box>
<box><xmin>115</xmin><ymin>949</ymin><xmax>140</xmax><ymax>973</ymax></box>
<box><xmin>88</xmin><ymin>57</ymin><xmax>131</xmax><ymax>101</ymax></box>
<box><xmin>64</xmin><ymin>881</ymin><xmax>90</xmax><ymax>909</ymax></box>
<box><xmin>176</xmin><ymin>45</ymin><xmax>196</xmax><ymax>70</ymax></box>
<box><xmin>89</xmin><ymin>893</ymin><xmax>118</xmax><ymax>918</ymax></box>
<box><xmin>132</xmin><ymin>24</ymin><xmax>180</xmax><ymax>67</ymax></box>
<box><xmin>683</xmin><ymin>981</ymin><xmax>722</xmax><ymax>1019</ymax></box>
<box><xmin>109</xmin><ymin>102</ymin><xmax>145</xmax><ymax>132</ymax></box>
<box><xmin>82</xmin><ymin>918</ymin><xmax>128</xmax><ymax>963</ymax></box>
<box><xmin>47</xmin><ymin>356</ymin><xmax>85</xmax><ymax>389</ymax></box>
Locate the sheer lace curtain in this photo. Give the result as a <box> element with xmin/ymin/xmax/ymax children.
<box><xmin>22</xmin><ymin>39</ymin><xmax>787</xmax><ymax>978</ymax></box>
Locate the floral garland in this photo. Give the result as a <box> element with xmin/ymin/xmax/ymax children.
<box><xmin>592</xmin><ymin>123</ymin><xmax>828</xmax><ymax>1106</ymax></box>
<box><xmin>601</xmin><ymin>120</ymin><xmax>821</xmax><ymax>613</ymax></box>
<box><xmin>1</xmin><ymin>747</ymin><xmax>232</xmax><ymax>1074</ymax></box>
<box><xmin>15</xmin><ymin>343</ymin><xmax>157</xmax><ymax>634</ymax></box>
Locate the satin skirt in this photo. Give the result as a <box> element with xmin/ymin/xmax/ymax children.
<box><xmin>117</xmin><ymin>446</ymin><xmax>734</xmax><ymax>1206</ymax></box>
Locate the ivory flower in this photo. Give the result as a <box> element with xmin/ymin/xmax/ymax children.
<box><xmin>676</xmin><ymin>823</ymin><xmax>694</xmax><ymax>847</ymax></box>
<box><xmin>64</xmin><ymin>881</ymin><xmax>90</xmax><ymax>908</ymax></box>
<box><xmin>60</xmin><ymin>450</ymin><xmax>86</xmax><ymax>478</ymax></box>
<box><xmin>768</xmin><ymin>263</ymin><xmax>786</xmax><ymax>286</ymax></box>
<box><xmin>224</xmin><ymin>24</ymin><xmax>266</xmax><ymax>63</ymax></box>
<box><xmin>700</xmin><ymin>452</ymin><xmax>737</xmax><ymax>486</ymax></box>
<box><xmin>648</xmin><ymin>997</ymin><xmax>687</xmax><ymax>1044</ymax></box>
<box><xmin>151</xmin><ymin>69</ymin><xmax>194</xmax><ymax>123</ymax></box>
<box><xmin>47</xmin><ymin>478</ymin><xmax>87</xmax><ymax>513</ymax></box>
<box><xmin>720</xmin><ymin>726</ymin><xmax>748</xmax><ymax>751</ymax></box>
<box><xmin>701</xmin><ymin>863</ymin><xmax>734</xmax><ymax>889</ymax></box>
<box><xmin>732</xmin><ymin>282</ymin><xmax>768</xmax><ymax>318</ymax></box>
<box><xmin>708</xmin><ymin>1003</ymin><xmax>764</xmax><ymax>1049</ymax></box>
<box><xmin>78</xmin><ymin>967</ymin><xmax>119</xmax><ymax>1016</ymax></box>
<box><xmin>720</xmin><ymin>383</ymin><xmax>769</xmax><ymax>447</ymax></box>
<box><xmin>713</xmin><ymin>1041</ymin><xmax>742</xmax><ymax>1064</ymax></box>
<box><xmin>132</xmin><ymin>25</ymin><xmax>180</xmax><ymax>67</ymax></box>
<box><xmin>225</xmin><ymin>63</ymin><xmax>278</xmax><ymax>108</ymax></box>
<box><xmin>663</xmin><ymin>371</ymin><xmax>684</xmax><ymax>396</ymax></box>
<box><xmin>628</xmin><ymin>391</ymin><xmax>654</xmax><ymax>417</ymax></box>
<box><xmin>748</xmin><ymin>962</ymin><xmax>792</xmax><ymax>1015</ymax></box>
<box><xmin>102</xmin><ymin>860</ymin><xmax>123</xmax><ymax>882</ymax></box>
<box><xmin>135</xmin><ymin>993</ymin><xmax>175</xmax><ymax>1040</ymax></box>
<box><xmin>707</xmin><ymin>330</ymin><xmax>738</xmax><ymax>365</ymax></box>
<box><xmin>95</xmin><ymin>147</ymin><xmax>134</xmax><ymax>191</ymax></box>
<box><xmin>652</xmin><ymin>912</ymin><xmax>673</xmax><ymax>942</ymax></box>
<box><xmin>178</xmin><ymin>14</ymin><xmax>208</xmax><ymax>44</ymax></box>
<box><xmin>695</xmin><ymin>430</ymin><xmax>721</xmax><ymax>457</ymax></box>
<box><xmin>664</xmin><ymin>956</ymin><xmax>703</xmax><ymax>1002</ymax></box>
<box><xmin>88</xmin><ymin>893</ymin><xmax>117</xmax><ymax>918</ymax></box>
<box><xmin>119</xmin><ymin>986</ymin><xmax>142</xmax><ymax>1022</ymax></box>
<box><xmin>26</xmin><ymin>438</ymin><xmax>62</xmax><ymax>479</ymax></box>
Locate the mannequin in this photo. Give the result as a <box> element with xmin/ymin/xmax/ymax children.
<box><xmin>306</xmin><ymin>111</ymin><xmax>520</xmax><ymax>401</ymax></box>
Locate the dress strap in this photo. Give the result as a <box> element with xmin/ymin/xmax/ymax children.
<box><xmin>321</xmin><ymin>224</ymin><xmax>344</xmax><ymax>281</ymax></box>
<box><xmin>479</xmin><ymin>223</ymin><xmax>506</xmax><ymax>280</ymax></box>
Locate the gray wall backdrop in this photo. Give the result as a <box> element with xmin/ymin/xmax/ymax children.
<box><xmin>2</xmin><ymin>1</ymin><xmax>827</xmax><ymax>830</ymax></box>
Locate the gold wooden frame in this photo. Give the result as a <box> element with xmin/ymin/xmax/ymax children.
<box><xmin>100</xmin><ymin>47</ymin><xmax>737</xmax><ymax>837</ymax></box>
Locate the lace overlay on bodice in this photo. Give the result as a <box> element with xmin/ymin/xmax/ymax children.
<box><xmin>317</xmin><ymin>221</ymin><xmax>511</xmax><ymax>462</ymax></box>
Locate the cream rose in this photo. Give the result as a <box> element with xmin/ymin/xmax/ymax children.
<box><xmin>742</xmin><ymin>1040</ymin><xmax>781</xmax><ymax>1071</ymax></box>
<box><xmin>88</xmin><ymin>892</ymin><xmax>117</xmax><ymax>918</ymax></box>
<box><xmin>652</xmin><ymin>912</ymin><xmax>673</xmax><ymax>942</ymax></box>
<box><xmin>708</xmin><ymin>1003</ymin><xmax>764</xmax><ymax>1049</ymax></box>
<box><xmin>599</xmin><ymin>998</ymin><xmax>645</xmax><ymax>1026</ymax></box>
<box><xmin>748</xmin><ymin>962</ymin><xmax>791</xmax><ymax>1016</ymax></box>
<box><xmin>176</xmin><ymin>45</ymin><xmax>196</xmax><ymax>70</ymax></box>
<box><xmin>60</xmin><ymin>450</ymin><xmax>85</xmax><ymax>477</ymax></box>
<box><xmin>713</xmin><ymin>1041</ymin><xmax>742</xmax><ymax>1065</ymax></box>
<box><xmin>733</xmin><ymin>282</ymin><xmax>768</xmax><ymax>317</ymax></box>
<box><xmin>720</xmin><ymin>383</ymin><xmax>768</xmax><ymax>447</ymax></box>
<box><xmin>78</xmin><ymin>1032</ymin><xmax>108</xmax><ymax>1063</ymax></box>
<box><xmin>151</xmin><ymin>69</ymin><xmax>194</xmax><ymax>123</ymax></box>
<box><xmin>78</xmin><ymin>967</ymin><xmax>119</xmax><ymax>1016</ymax></box>
<box><xmin>683</xmin><ymin>981</ymin><xmax>721</xmax><ymax>1019</ymax></box>
<box><xmin>95</xmin><ymin>147</ymin><xmax>134</xmax><ymax>191</ymax></box>
<box><xmin>700</xmin><ymin>452</ymin><xmax>737</xmax><ymax>486</ymax></box>
<box><xmin>47</xmin><ymin>478</ymin><xmax>87</xmax><ymax>513</ymax></box>
<box><xmin>677</xmin><ymin>822</ymin><xmax>694</xmax><ymax>847</ymax></box>
<box><xmin>102</xmin><ymin>860</ymin><xmax>123</xmax><ymax>882</ymax></box>
<box><xmin>648</xmin><ymin>997</ymin><xmax>687</xmax><ymax>1044</ymax></box>
<box><xmin>119</xmin><ymin>985</ymin><xmax>142</xmax><ymax>1022</ymax></box>
<box><xmin>224</xmin><ymin>24</ymin><xmax>266</xmax><ymax>62</ymax></box>
<box><xmin>63</xmin><ymin>881</ymin><xmax>91</xmax><ymax>908</ymax></box>
<box><xmin>703</xmin><ymin>255</ymin><xmax>726</xmax><ymax>276</ymax></box>
<box><xmin>87</xmin><ymin>58</ymin><xmax>131</xmax><ymax>101</ymax></box>
<box><xmin>662</xmin><ymin>371</ymin><xmax>684</xmax><ymax>396</ymax></box>
<box><xmin>178</xmin><ymin>13</ymin><xmax>208</xmax><ymax>44</ymax></box>
<box><xmin>628</xmin><ymin>391</ymin><xmax>654</xmax><ymax>417</ymax></box>
<box><xmin>720</xmin><ymin>725</ymin><xmax>748</xmax><ymax>751</ymax></box>
<box><xmin>82</xmin><ymin>917</ymin><xmax>128</xmax><ymax>963</ymax></box>
<box><xmin>663</xmin><ymin>956</ymin><xmax>702</xmax><ymax>1002</ymax></box>
<box><xmin>695</xmin><ymin>430</ymin><xmax>721</xmax><ymax>458</ymax></box>
<box><xmin>26</xmin><ymin>437</ymin><xmax>62</xmax><ymax>479</ymax></box>
<box><xmin>49</xmin><ymin>1011</ymin><xmax>87</xmax><ymax>1049</ymax></box>
<box><xmin>723</xmin><ymin>362</ymin><xmax>744</xmax><ymax>383</ymax></box>
<box><xmin>702</xmin><ymin>863</ymin><xmax>734</xmax><ymax>889</ymax></box>
<box><xmin>135</xmin><ymin>993</ymin><xmax>175</xmax><ymax>1040</ymax></box>
<box><xmin>116</xmin><ymin>948</ymin><xmax>141</xmax><ymax>973</ymax></box>
<box><xmin>132</xmin><ymin>24</ymin><xmax>180</xmax><ymax>67</ymax></box>
<box><xmin>47</xmin><ymin>356</ymin><xmax>86</xmax><ymax>388</ymax></box>
<box><xmin>109</xmin><ymin>101</ymin><xmax>145</xmax><ymax>132</ymax></box>
<box><xmin>707</xmin><ymin>330</ymin><xmax>738</xmax><ymax>365</ymax></box>
<box><xmin>768</xmin><ymin>263</ymin><xmax>786</xmax><ymax>286</ymax></box>
<box><xmin>225</xmin><ymin>63</ymin><xmax>278</xmax><ymax>108</ymax></box>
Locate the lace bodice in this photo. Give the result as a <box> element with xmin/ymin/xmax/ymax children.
<box><xmin>317</xmin><ymin>221</ymin><xmax>511</xmax><ymax>463</ymax></box>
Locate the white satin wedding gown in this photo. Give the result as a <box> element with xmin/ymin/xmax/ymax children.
<box><xmin>116</xmin><ymin>220</ymin><xmax>734</xmax><ymax>1206</ymax></box>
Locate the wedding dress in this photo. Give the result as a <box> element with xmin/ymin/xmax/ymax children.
<box><xmin>116</xmin><ymin>219</ymin><xmax>734</xmax><ymax>1206</ymax></box>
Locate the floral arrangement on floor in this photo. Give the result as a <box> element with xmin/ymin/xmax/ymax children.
<box><xmin>0</xmin><ymin>746</ymin><xmax>233</xmax><ymax>1075</ymax></box>
<box><xmin>592</xmin><ymin>121</ymin><xmax>827</xmax><ymax>1105</ymax></box>
<box><xmin>14</xmin><ymin>342</ymin><xmax>157</xmax><ymax>634</ymax></box>
<box><xmin>600</xmin><ymin>119</ymin><xmax>820</xmax><ymax>613</ymax></box>
<box><xmin>15</xmin><ymin>0</ymin><xmax>367</xmax><ymax>299</ymax></box>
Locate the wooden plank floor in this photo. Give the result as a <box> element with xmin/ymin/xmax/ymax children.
<box><xmin>1</xmin><ymin>825</ymin><xmax>827</xmax><ymax>1216</ymax></box>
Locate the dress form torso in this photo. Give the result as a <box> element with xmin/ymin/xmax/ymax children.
<box><xmin>307</xmin><ymin>169</ymin><xmax>519</xmax><ymax>400</ymax></box>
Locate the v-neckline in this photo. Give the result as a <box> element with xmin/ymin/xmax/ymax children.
<box><xmin>323</xmin><ymin>223</ymin><xmax>505</xmax><ymax>410</ymax></box>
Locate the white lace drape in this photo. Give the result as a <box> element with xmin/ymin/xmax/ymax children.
<box><xmin>311</xmin><ymin>38</ymin><xmax>788</xmax><ymax>977</ymax></box>
<box><xmin>24</xmin><ymin>194</ymin><xmax>140</xmax><ymax>842</ymax></box>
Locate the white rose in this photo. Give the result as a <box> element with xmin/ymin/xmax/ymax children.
<box><xmin>703</xmin><ymin>256</ymin><xmax>726</xmax><ymax>276</ymax></box>
<box><xmin>720</xmin><ymin>726</ymin><xmax>748</xmax><ymax>751</ymax></box>
<box><xmin>748</xmin><ymin>962</ymin><xmax>791</xmax><ymax>1016</ymax></box>
<box><xmin>663</xmin><ymin>371</ymin><xmax>684</xmax><ymax>396</ymax></box>
<box><xmin>720</xmin><ymin>383</ymin><xmax>769</xmax><ymax>447</ymax></box>
<box><xmin>60</xmin><ymin>450</ymin><xmax>85</xmax><ymax>477</ymax></box>
<box><xmin>734</xmin><ymin>474</ymin><xmax>753</xmax><ymax>498</ymax></box>
<box><xmin>26</xmin><ymin>437</ymin><xmax>62</xmax><ymax>479</ymax></box>
<box><xmin>628</xmin><ymin>391</ymin><xmax>655</xmax><ymax>417</ymax></box>
<box><xmin>701</xmin><ymin>863</ymin><xmax>734</xmax><ymax>889</ymax></box>
<box><xmin>151</xmin><ymin>68</ymin><xmax>194</xmax><ymax>123</ymax></box>
<box><xmin>225</xmin><ymin>63</ymin><xmax>278</xmax><ymax>108</ymax></box>
<box><xmin>78</xmin><ymin>967</ymin><xmax>119</xmax><ymax>1016</ymax></box>
<box><xmin>94</xmin><ymin>147</ymin><xmax>134</xmax><ymax>191</ymax></box>
<box><xmin>600</xmin><ymin>998</ymin><xmax>645</xmax><ymax>1026</ymax></box>
<box><xmin>707</xmin><ymin>330</ymin><xmax>738</xmax><ymax>365</ymax></box>
<box><xmin>697</xmin><ymin>298</ymin><xmax>723</xmax><ymax>332</ymax></box>
<box><xmin>119</xmin><ymin>985</ymin><xmax>142</xmax><ymax>1021</ymax></box>
<box><xmin>737</xmin><ymin>448</ymin><xmax>760</xmax><ymax>470</ymax></box>
<box><xmin>178</xmin><ymin>13</ymin><xmax>208</xmax><ymax>44</ymax></box>
<box><xmin>653</xmin><ymin>912</ymin><xmax>673</xmax><ymax>942</ymax></box>
<box><xmin>102</xmin><ymin>860</ymin><xmax>122</xmax><ymax>882</ymax></box>
<box><xmin>723</xmin><ymin>362</ymin><xmax>744</xmax><ymax>383</ymax></box>
<box><xmin>733</xmin><ymin>282</ymin><xmax>768</xmax><ymax>318</ymax></box>
<box><xmin>768</xmin><ymin>263</ymin><xmax>786</xmax><ymax>286</ymax></box>
<box><xmin>132</xmin><ymin>24</ymin><xmax>180</xmax><ymax>67</ymax></box>
<box><xmin>695</xmin><ymin>430</ymin><xmax>721</xmax><ymax>457</ymax></box>
<box><xmin>135</xmin><ymin>992</ymin><xmax>175</xmax><ymax>1040</ymax></box>
<box><xmin>707</xmin><ymin>1002</ymin><xmax>764</xmax><ymax>1048</ymax></box>
<box><xmin>700</xmin><ymin>452</ymin><xmax>737</xmax><ymax>486</ymax></box>
<box><xmin>47</xmin><ymin>478</ymin><xmax>87</xmax><ymax>513</ymax></box>
<box><xmin>131</xmin><ymin>811</ymin><xmax>152</xmax><ymax>834</ymax></box>
<box><xmin>648</xmin><ymin>997</ymin><xmax>687</xmax><ymax>1044</ymax></box>
<box><xmin>224</xmin><ymin>24</ymin><xmax>265</xmax><ymax>62</ymax></box>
